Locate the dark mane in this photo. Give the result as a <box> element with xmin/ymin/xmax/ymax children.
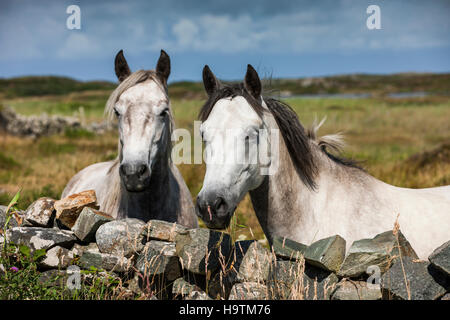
<box><xmin>199</xmin><ymin>83</ymin><xmax>265</xmax><ymax>122</ymax></box>
<box><xmin>199</xmin><ymin>83</ymin><xmax>361</xmax><ymax>190</ymax></box>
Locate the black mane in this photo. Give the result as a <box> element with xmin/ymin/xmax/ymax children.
<box><xmin>199</xmin><ymin>83</ymin><xmax>360</xmax><ymax>190</ymax></box>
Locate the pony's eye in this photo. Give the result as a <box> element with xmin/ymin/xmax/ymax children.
<box><xmin>114</xmin><ymin>109</ymin><xmax>120</xmax><ymax>117</ymax></box>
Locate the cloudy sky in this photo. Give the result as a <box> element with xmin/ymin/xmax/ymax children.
<box><xmin>1</xmin><ymin>0</ymin><xmax>449</xmax><ymax>82</ymax></box>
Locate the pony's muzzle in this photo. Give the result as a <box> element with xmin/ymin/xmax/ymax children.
<box><xmin>196</xmin><ymin>193</ymin><xmax>233</xmax><ymax>229</ymax></box>
<box><xmin>119</xmin><ymin>162</ymin><xmax>151</xmax><ymax>192</ymax></box>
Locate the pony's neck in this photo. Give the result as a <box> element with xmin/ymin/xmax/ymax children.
<box><xmin>249</xmin><ymin>113</ymin><xmax>358</xmax><ymax>245</ymax></box>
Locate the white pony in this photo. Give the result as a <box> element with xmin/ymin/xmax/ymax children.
<box><xmin>62</xmin><ymin>50</ymin><xmax>198</xmax><ymax>228</ymax></box>
<box><xmin>196</xmin><ymin>64</ymin><xmax>450</xmax><ymax>258</ymax></box>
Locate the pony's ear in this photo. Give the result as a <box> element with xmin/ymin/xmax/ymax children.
<box><xmin>156</xmin><ymin>49</ymin><xmax>171</xmax><ymax>85</ymax></box>
<box><xmin>202</xmin><ymin>65</ymin><xmax>221</xmax><ymax>97</ymax></box>
<box><xmin>114</xmin><ymin>50</ymin><xmax>131</xmax><ymax>82</ymax></box>
<box><xmin>244</xmin><ymin>64</ymin><xmax>262</xmax><ymax>99</ymax></box>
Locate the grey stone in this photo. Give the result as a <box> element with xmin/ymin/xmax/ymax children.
<box><xmin>135</xmin><ymin>241</ymin><xmax>181</xmax><ymax>281</ymax></box>
<box><xmin>71</xmin><ymin>242</ymin><xmax>99</xmax><ymax>256</ymax></box>
<box><xmin>428</xmin><ymin>240</ymin><xmax>450</xmax><ymax>276</ymax></box>
<box><xmin>304</xmin><ymin>235</ymin><xmax>346</xmax><ymax>273</ymax></box>
<box><xmin>231</xmin><ymin>240</ymin><xmax>274</xmax><ymax>282</ymax></box>
<box><xmin>39</xmin><ymin>246</ymin><xmax>74</xmax><ymax>269</ymax></box>
<box><xmin>172</xmin><ymin>277</ymin><xmax>203</xmax><ymax>298</ymax></box>
<box><xmin>71</xmin><ymin>207</ymin><xmax>113</xmax><ymax>242</ymax></box>
<box><xmin>272</xmin><ymin>236</ymin><xmax>307</xmax><ymax>260</ymax></box>
<box><xmin>208</xmin><ymin>269</ymin><xmax>233</xmax><ymax>300</ymax></box>
<box><xmin>24</xmin><ymin>197</ymin><xmax>55</xmax><ymax>227</ymax></box>
<box><xmin>96</xmin><ymin>218</ymin><xmax>146</xmax><ymax>258</ymax></box>
<box><xmin>0</xmin><ymin>205</ymin><xmax>21</xmax><ymax>230</ymax></box>
<box><xmin>127</xmin><ymin>274</ymin><xmax>143</xmax><ymax>295</ymax></box>
<box><xmin>175</xmin><ymin>228</ymin><xmax>232</xmax><ymax>275</ymax></box>
<box><xmin>186</xmin><ymin>290</ymin><xmax>212</xmax><ymax>300</ymax></box>
<box><xmin>79</xmin><ymin>250</ymin><xmax>130</xmax><ymax>272</ymax></box>
<box><xmin>338</xmin><ymin>230</ymin><xmax>418</xmax><ymax>278</ymax></box>
<box><xmin>331</xmin><ymin>280</ymin><xmax>382</xmax><ymax>300</ymax></box>
<box><xmin>268</xmin><ymin>260</ymin><xmax>339</xmax><ymax>300</ymax></box>
<box><xmin>229</xmin><ymin>282</ymin><xmax>268</xmax><ymax>300</ymax></box>
<box><xmin>5</xmin><ymin>227</ymin><xmax>76</xmax><ymax>252</ymax></box>
<box><xmin>142</xmin><ymin>219</ymin><xmax>187</xmax><ymax>242</ymax></box>
<box><xmin>381</xmin><ymin>256</ymin><xmax>448</xmax><ymax>300</ymax></box>
<box><xmin>207</xmin><ymin>240</ymin><xmax>273</xmax><ymax>300</ymax></box>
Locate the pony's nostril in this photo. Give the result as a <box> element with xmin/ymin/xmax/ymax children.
<box><xmin>214</xmin><ymin>197</ymin><xmax>227</xmax><ymax>213</ymax></box>
<box><xmin>137</xmin><ymin>164</ymin><xmax>147</xmax><ymax>176</ymax></box>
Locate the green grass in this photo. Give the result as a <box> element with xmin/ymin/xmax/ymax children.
<box><xmin>4</xmin><ymin>95</ymin><xmax>109</xmax><ymax>120</ymax></box>
<box><xmin>0</xmin><ymin>152</ymin><xmax>20</xmax><ymax>170</ymax></box>
<box><xmin>0</xmin><ymin>76</ymin><xmax>115</xmax><ymax>98</ymax></box>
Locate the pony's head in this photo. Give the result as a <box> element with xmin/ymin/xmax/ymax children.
<box><xmin>196</xmin><ymin>65</ymin><xmax>274</xmax><ymax>229</ymax></box>
<box><xmin>106</xmin><ymin>50</ymin><xmax>173</xmax><ymax>192</ymax></box>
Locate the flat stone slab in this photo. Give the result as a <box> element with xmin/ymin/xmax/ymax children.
<box><xmin>381</xmin><ymin>256</ymin><xmax>448</xmax><ymax>300</ymax></box>
<box><xmin>331</xmin><ymin>280</ymin><xmax>382</xmax><ymax>300</ymax></box>
<box><xmin>135</xmin><ymin>241</ymin><xmax>181</xmax><ymax>281</ymax></box>
<box><xmin>142</xmin><ymin>220</ymin><xmax>187</xmax><ymax>242</ymax></box>
<box><xmin>71</xmin><ymin>207</ymin><xmax>113</xmax><ymax>242</ymax></box>
<box><xmin>24</xmin><ymin>197</ymin><xmax>55</xmax><ymax>227</ymax></box>
<box><xmin>304</xmin><ymin>235</ymin><xmax>346</xmax><ymax>273</ymax></box>
<box><xmin>79</xmin><ymin>250</ymin><xmax>130</xmax><ymax>272</ymax></box>
<box><xmin>96</xmin><ymin>218</ymin><xmax>146</xmax><ymax>258</ymax></box>
<box><xmin>39</xmin><ymin>246</ymin><xmax>74</xmax><ymax>269</ymax></box>
<box><xmin>428</xmin><ymin>240</ymin><xmax>450</xmax><ymax>277</ymax></box>
<box><xmin>175</xmin><ymin>228</ymin><xmax>232</xmax><ymax>275</ymax></box>
<box><xmin>268</xmin><ymin>260</ymin><xmax>338</xmax><ymax>300</ymax></box>
<box><xmin>54</xmin><ymin>190</ymin><xmax>99</xmax><ymax>229</ymax></box>
<box><xmin>229</xmin><ymin>282</ymin><xmax>268</xmax><ymax>300</ymax></box>
<box><xmin>272</xmin><ymin>236</ymin><xmax>307</xmax><ymax>260</ymax></box>
<box><xmin>338</xmin><ymin>230</ymin><xmax>418</xmax><ymax>278</ymax></box>
<box><xmin>5</xmin><ymin>227</ymin><xmax>76</xmax><ymax>252</ymax></box>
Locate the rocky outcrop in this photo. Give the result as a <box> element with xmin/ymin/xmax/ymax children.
<box><xmin>0</xmin><ymin>106</ymin><xmax>116</xmax><ymax>138</ymax></box>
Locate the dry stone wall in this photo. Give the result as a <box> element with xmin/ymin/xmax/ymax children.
<box><xmin>0</xmin><ymin>190</ymin><xmax>449</xmax><ymax>300</ymax></box>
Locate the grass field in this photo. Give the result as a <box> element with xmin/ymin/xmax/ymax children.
<box><xmin>1</xmin><ymin>91</ymin><xmax>449</xmax><ymax>241</ymax></box>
